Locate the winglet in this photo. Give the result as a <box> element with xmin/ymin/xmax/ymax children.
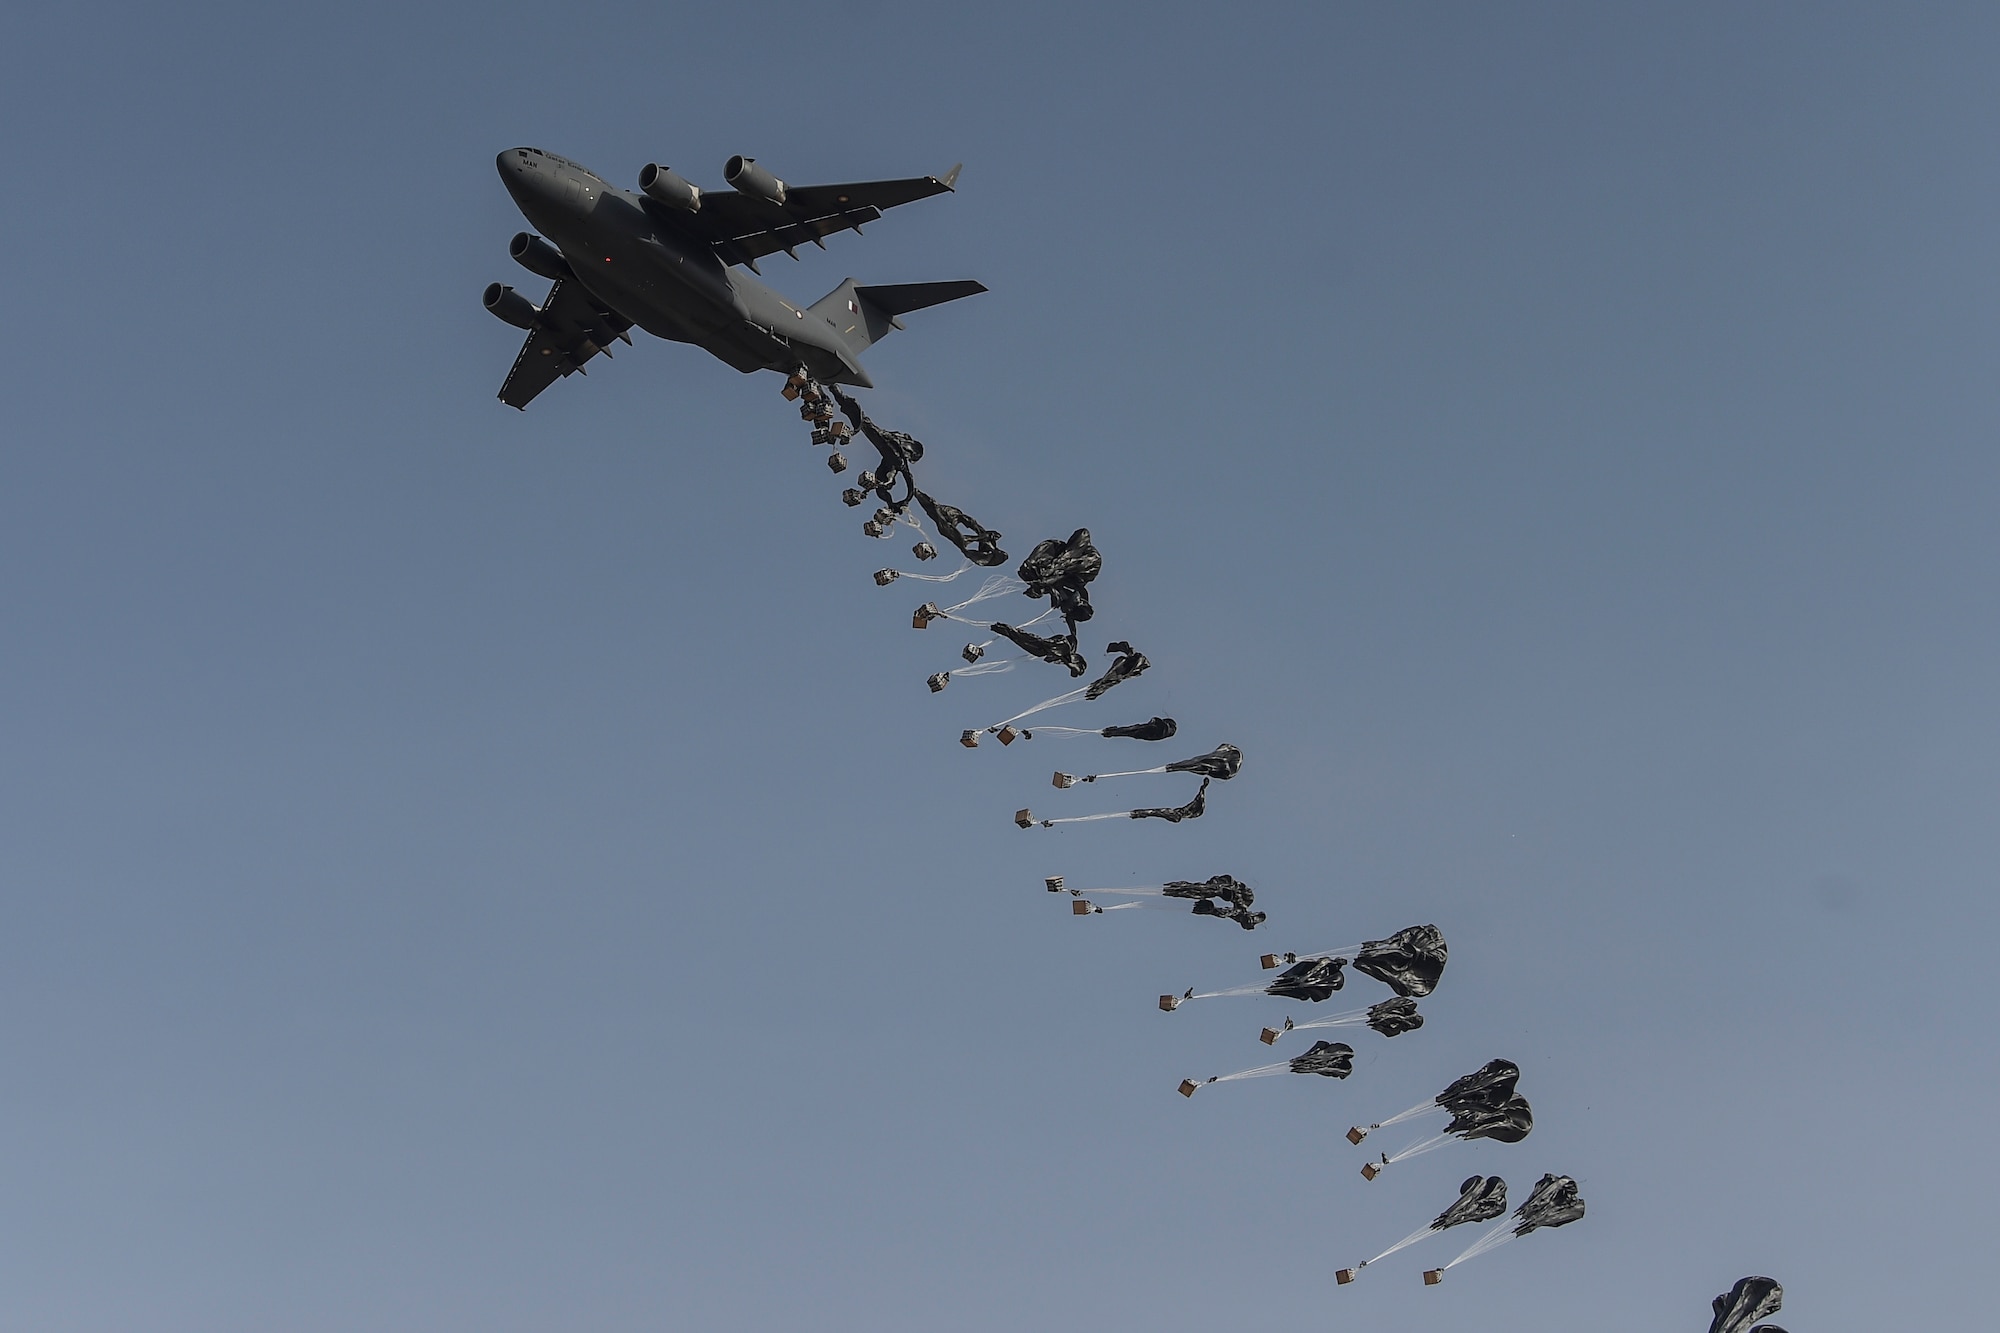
<box><xmin>941</xmin><ymin>163</ymin><xmax>963</xmax><ymax>191</ymax></box>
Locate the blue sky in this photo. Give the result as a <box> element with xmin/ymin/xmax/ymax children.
<box><xmin>2</xmin><ymin>4</ymin><xmax>1996</xmax><ymax>1329</ymax></box>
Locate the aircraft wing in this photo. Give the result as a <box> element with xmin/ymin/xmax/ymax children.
<box><xmin>497</xmin><ymin>278</ymin><xmax>635</xmax><ymax>409</ymax></box>
<box><xmin>676</xmin><ymin>167</ymin><xmax>962</xmax><ymax>266</ymax></box>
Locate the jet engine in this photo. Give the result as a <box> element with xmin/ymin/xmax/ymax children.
<box><xmin>482</xmin><ymin>283</ymin><xmax>541</xmax><ymax>331</ymax></box>
<box><xmin>510</xmin><ymin>232</ymin><xmax>571</xmax><ymax>281</ymax></box>
<box><xmin>638</xmin><ymin>163</ymin><xmax>702</xmax><ymax>212</ymax></box>
<box><xmin>724</xmin><ymin>155</ymin><xmax>787</xmax><ymax>206</ymax></box>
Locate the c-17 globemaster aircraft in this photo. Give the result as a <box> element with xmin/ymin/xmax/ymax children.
<box><xmin>484</xmin><ymin>148</ymin><xmax>985</xmax><ymax>408</ymax></box>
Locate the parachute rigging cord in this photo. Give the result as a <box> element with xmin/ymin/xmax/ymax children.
<box><xmin>926</xmin><ymin>573</ymin><xmax>1028</xmax><ymax>619</ymax></box>
<box><xmin>1334</xmin><ymin>1176</ymin><xmax>1510</xmax><ymax>1279</ymax></box>
<box><xmin>965</xmin><ymin>641</ymin><xmax>1155</xmax><ymax>741</ymax></box>
<box><xmin>1052</xmin><ymin>743</ymin><xmax>1242</xmax><ymax>788</ymax></box>
<box><xmin>1440</xmin><ymin>1219</ymin><xmax>1518</xmax><ymax>1272</ymax></box>
<box><xmin>1054</xmin><ymin>873</ymin><xmax>1264</xmax><ymax>929</ymax></box>
<box><xmin>1357</xmin><ymin>1224</ymin><xmax>1441</xmax><ymax>1270</ymax></box>
<box><xmin>1432</xmin><ymin>1174</ymin><xmax>1584</xmax><ymax>1277</ymax></box>
<box><xmin>1010</xmin><ymin>716</ymin><xmax>1178</xmax><ymax>742</ymax></box>
<box><xmin>1260</xmin><ymin>997</ymin><xmax>1423</xmax><ymax>1044</ymax></box>
<box><xmin>1178</xmin><ymin>1040</ymin><xmax>1354</xmax><ymax>1095</ymax></box>
<box><xmin>876</xmin><ymin>557</ymin><xmax>975</xmax><ymax>586</ymax></box>
<box><xmin>1350</xmin><ymin>1060</ymin><xmax>1533</xmax><ymax>1178</ymax></box>
<box><xmin>1018</xmin><ymin>778</ymin><xmax>1212</xmax><ymax>829</ymax></box>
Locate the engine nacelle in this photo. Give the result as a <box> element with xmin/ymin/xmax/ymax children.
<box><xmin>510</xmin><ymin>232</ymin><xmax>571</xmax><ymax>281</ymax></box>
<box><xmin>638</xmin><ymin>163</ymin><xmax>702</xmax><ymax>212</ymax></box>
<box><xmin>724</xmin><ymin>155</ymin><xmax>786</xmax><ymax>206</ymax></box>
<box><xmin>483</xmin><ymin>282</ymin><xmax>541</xmax><ymax>332</ymax></box>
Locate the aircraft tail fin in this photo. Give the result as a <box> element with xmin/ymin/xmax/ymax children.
<box><xmin>809</xmin><ymin>278</ymin><xmax>987</xmax><ymax>359</ymax></box>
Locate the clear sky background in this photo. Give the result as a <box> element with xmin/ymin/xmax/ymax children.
<box><xmin>2</xmin><ymin>4</ymin><xmax>1995</xmax><ymax>1330</ymax></box>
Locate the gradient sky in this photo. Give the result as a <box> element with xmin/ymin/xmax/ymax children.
<box><xmin>3</xmin><ymin>5</ymin><xmax>1996</xmax><ymax>1330</ymax></box>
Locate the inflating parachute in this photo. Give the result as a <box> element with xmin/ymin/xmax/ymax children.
<box><xmin>959</xmin><ymin>643</ymin><xmax>1153</xmax><ymax>746</ymax></box>
<box><xmin>1262</xmin><ymin>924</ymin><xmax>1448</xmax><ymax>1000</ymax></box>
<box><xmin>1709</xmin><ymin>1277</ymin><xmax>1787</xmax><ymax>1333</ymax></box>
<box><xmin>1017</xmin><ymin>528</ymin><xmax>1102</xmax><ymax>631</ymax></box>
<box><xmin>1351</xmin><ymin>924</ymin><xmax>1449</xmax><ymax>998</ymax></box>
<box><xmin>830</xmin><ymin>387</ymin><xmax>923</xmax><ymax>511</ymax></box>
<box><xmin>1049</xmin><ymin>873</ymin><xmax>1265</xmax><ymax>929</ymax></box>
<box><xmin>1101</xmin><ymin>716</ymin><xmax>1176</xmax><ymax>740</ymax></box>
<box><xmin>1051</xmin><ymin>742</ymin><xmax>1242</xmax><ymax>788</ymax></box>
<box><xmin>999</xmin><ymin>716</ymin><xmax>1177</xmax><ymax>744</ymax></box>
<box><xmin>1260</xmin><ymin>997</ymin><xmax>1423</xmax><ymax>1044</ymax></box>
<box><xmin>1016</xmin><ymin>777</ymin><xmax>1210</xmax><ymax>829</ymax></box>
<box><xmin>1423</xmin><ymin>1172</ymin><xmax>1584</xmax><ymax>1283</ymax></box>
<box><xmin>1177</xmin><ymin>1039</ymin><xmax>1353</xmax><ymax>1097</ymax></box>
<box><xmin>914</xmin><ymin>490</ymin><xmax>1008</xmax><ymax>567</ymax></box>
<box><xmin>1158</xmin><ymin>924</ymin><xmax>1445</xmax><ymax>1011</ymax></box>
<box><xmin>987</xmin><ymin>621</ymin><xmax>1087</xmax><ymax>676</ymax></box>
<box><xmin>1335</xmin><ymin>1175</ymin><xmax>1507</xmax><ymax>1284</ymax></box>
<box><xmin>1347</xmin><ymin>1058</ymin><xmax>1533</xmax><ymax>1179</ymax></box>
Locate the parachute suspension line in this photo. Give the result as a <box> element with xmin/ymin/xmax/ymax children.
<box><xmin>1360</xmin><ymin>1225</ymin><xmax>1441</xmax><ymax>1268</ymax></box>
<box><xmin>1182</xmin><ymin>983</ymin><xmax>1277</xmax><ymax>1001</ymax></box>
<box><xmin>1284</xmin><ymin>1004</ymin><xmax>1376</xmax><ymax>1033</ymax></box>
<box><xmin>1028</xmin><ymin>810</ymin><xmax>1133</xmax><ymax>826</ymax></box>
<box><xmin>1056</xmin><ymin>763</ymin><xmax>1172</xmax><ymax>784</ymax></box>
<box><xmin>985</xmin><ymin>685</ymin><xmax>1094</xmax><ymax>732</ymax></box>
<box><xmin>940</xmin><ymin>574</ymin><xmax>1026</xmax><ymax>616</ymax></box>
<box><xmin>940</xmin><ymin>602</ymin><xmax>1059</xmax><ymax>631</ymax></box>
<box><xmin>888</xmin><ymin>559</ymin><xmax>976</xmax><ymax>584</ymax></box>
<box><xmin>949</xmin><ymin>656</ymin><xmax>1020</xmax><ymax>678</ymax></box>
<box><xmin>1358</xmin><ymin>1100</ymin><xmax>1441</xmax><ymax>1135</ymax></box>
<box><xmin>1282</xmin><ymin>944</ymin><xmax>1364</xmax><ymax>966</ymax></box>
<box><xmin>1383</xmin><ymin>1131</ymin><xmax>1452</xmax><ymax>1165</ymax></box>
<box><xmin>1008</xmin><ymin>725</ymin><xmax>1102</xmax><ymax>739</ymax></box>
<box><xmin>1441</xmin><ymin>1219</ymin><xmax>1518</xmax><ymax>1272</ymax></box>
<box><xmin>1207</xmin><ymin>1061</ymin><xmax>1293</xmax><ymax>1084</ymax></box>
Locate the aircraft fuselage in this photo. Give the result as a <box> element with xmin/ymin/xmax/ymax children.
<box><xmin>497</xmin><ymin>147</ymin><xmax>868</xmax><ymax>384</ymax></box>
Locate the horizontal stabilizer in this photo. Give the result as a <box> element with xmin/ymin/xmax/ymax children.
<box><xmin>811</xmin><ymin>278</ymin><xmax>988</xmax><ymax>359</ymax></box>
<box><xmin>854</xmin><ymin>280</ymin><xmax>987</xmax><ymax>318</ymax></box>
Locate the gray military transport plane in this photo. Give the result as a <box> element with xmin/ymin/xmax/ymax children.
<box><xmin>484</xmin><ymin>148</ymin><xmax>984</xmax><ymax>408</ymax></box>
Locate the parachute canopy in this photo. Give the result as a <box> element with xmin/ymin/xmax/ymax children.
<box><xmin>1064</xmin><ymin>873</ymin><xmax>1263</xmax><ymax>929</ymax></box>
<box><xmin>1018</xmin><ymin>528</ymin><xmax>1101</xmax><ymax>629</ymax></box>
<box><xmin>1448</xmin><ymin>1096</ymin><xmax>1533</xmax><ymax>1144</ymax></box>
<box><xmin>915</xmin><ymin>490</ymin><xmax>1008</xmax><ymax>567</ymax></box>
<box><xmin>1709</xmin><ymin>1277</ymin><xmax>1785</xmax><ymax>1333</ymax></box>
<box><xmin>1349</xmin><ymin>1058</ymin><xmax>1533</xmax><ymax>1173</ymax></box>
<box><xmin>1268</xmin><ymin>955</ymin><xmax>1346</xmax><ymax>1002</ymax></box>
<box><xmin>1439</xmin><ymin>1059</ymin><xmax>1520</xmax><ymax>1115</ymax></box>
<box><xmin>988</xmin><ymin>622</ymin><xmax>1087</xmax><ymax>676</ymax></box>
<box><xmin>1168</xmin><ymin>874</ymin><xmax>1263</xmax><ymax>928</ymax></box>
<box><xmin>1288</xmin><ymin>1040</ymin><xmax>1355</xmax><ymax>1078</ymax></box>
<box><xmin>1165</xmin><ymin>743</ymin><xmax>1243</xmax><ymax>780</ymax></box>
<box><xmin>1101</xmin><ymin>716</ymin><xmax>1176</xmax><ymax>741</ymax></box>
<box><xmin>1365</xmin><ymin>996</ymin><xmax>1425</xmax><ymax>1037</ymax></box>
<box><xmin>832</xmin><ymin>387</ymin><xmax>923</xmax><ymax>507</ymax></box>
<box><xmin>1439</xmin><ymin>1059</ymin><xmax>1533</xmax><ymax>1144</ymax></box>
<box><xmin>1425</xmin><ymin>1172</ymin><xmax>1584</xmax><ymax>1282</ymax></box>
<box><xmin>1511</xmin><ymin>1173</ymin><xmax>1584</xmax><ymax>1235</ymax></box>
<box><xmin>1085</xmin><ymin>642</ymin><xmax>1149</xmax><ymax>699</ymax></box>
<box><xmin>1434</xmin><ymin>1175</ymin><xmax>1509</xmax><ymax>1231</ymax></box>
<box><xmin>1352</xmin><ymin>924</ymin><xmax>1448</xmax><ymax>998</ymax></box>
